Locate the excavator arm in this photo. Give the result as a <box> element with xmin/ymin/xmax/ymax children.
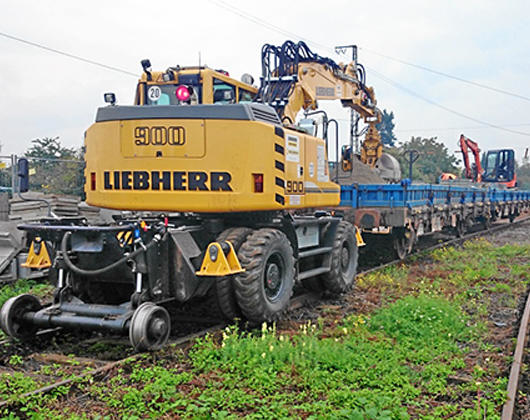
<box><xmin>459</xmin><ymin>134</ymin><xmax>482</xmax><ymax>182</ymax></box>
<box><xmin>257</xmin><ymin>41</ymin><xmax>383</xmax><ymax>167</ymax></box>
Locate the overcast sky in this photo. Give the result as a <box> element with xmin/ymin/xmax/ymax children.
<box><xmin>1</xmin><ymin>0</ymin><xmax>529</xmax><ymax>164</ymax></box>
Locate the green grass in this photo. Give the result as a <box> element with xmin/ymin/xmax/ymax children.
<box><xmin>0</xmin><ymin>279</ymin><xmax>54</xmax><ymax>341</ymax></box>
<box><xmin>2</xmin><ymin>239</ymin><xmax>528</xmax><ymax>419</ymax></box>
<box><xmin>0</xmin><ymin>278</ymin><xmax>53</xmax><ymax>309</ymax></box>
<box><xmin>29</xmin><ymin>296</ymin><xmax>494</xmax><ymax>419</ymax></box>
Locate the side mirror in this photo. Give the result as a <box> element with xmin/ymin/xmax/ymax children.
<box><xmin>17</xmin><ymin>158</ymin><xmax>29</xmax><ymax>193</ymax></box>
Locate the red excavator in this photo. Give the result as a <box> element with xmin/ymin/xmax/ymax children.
<box><xmin>451</xmin><ymin>134</ymin><xmax>517</xmax><ymax>188</ymax></box>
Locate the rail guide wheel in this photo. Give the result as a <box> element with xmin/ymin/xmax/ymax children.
<box><xmin>129</xmin><ymin>302</ymin><xmax>170</xmax><ymax>351</ymax></box>
<box><xmin>0</xmin><ymin>294</ymin><xmax>42</xmax><ymax>340</ymax></box>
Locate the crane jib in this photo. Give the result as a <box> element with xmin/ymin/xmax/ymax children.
<box><xmin>102</xmin><ymin>171</ymin><xmax>233</xmax><ymax>191</ymax></box>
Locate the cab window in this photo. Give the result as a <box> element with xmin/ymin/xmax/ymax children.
<box><xmin>144</xmin><ymin>84</ymin><xmax>201</xmax><ymax>105</ymax></box>
<box><xmin>238</xmin><ymin>88</ymin><xmax>255</xmax><ymax>103</ymax></box>
<box><xmin>213</xmin><ymin>78</ymin><xmax>235</xmax><ymax>104</ymax></box>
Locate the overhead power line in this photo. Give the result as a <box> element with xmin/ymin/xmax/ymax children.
<box><xmin>394</xmin><ymin>123</ymin><xmax>530</xmax><ymax>133</ymax></box>
<box><xmin>359</xmin><ymin>47</ymin><xmax>530</xmax><ymax>102</ymax></box>
<box><xmin>207</xmin><ymin>0</ymin><xmax>530</xmax><ymax>137</ymax></box>
<box><xmin>366</xmin><ymin>66</ymin><xmax>530</xmax><ymax>137</ymax></box>
<box><xmin>209</xmin><ymin>0</ymin><xmax>529</xmax><ymax>102</ymax></box>
<box><xmin>206</xmin><ymin>0</ymin><xmax>330</xmax><ymax>50</ymax></box>
<box><xmin>334</xmin><ymin>120</ymin><xmax>530</xmax><ymax>132</ymax></box>
<box><xmin>0</xmin><ymin>31</ymin><xmax>138</xmax><ymax>77</ymax></box>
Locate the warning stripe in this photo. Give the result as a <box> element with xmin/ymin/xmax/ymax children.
<box><xmin>274</xmin><ymin>133</ymin><xmax>285</xmax><ymax>207</ymax></box>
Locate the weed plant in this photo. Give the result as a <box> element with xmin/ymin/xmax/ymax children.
<box><xmin>1</xmin><ymin>240</ymin><xmax>528</xmax><ymax>419</ymax></box>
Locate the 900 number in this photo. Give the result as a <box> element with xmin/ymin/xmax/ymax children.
<box><xmin>286</xmin><ymin>180</ymin><xmax>304</xmax><ymax>194</ymax></box>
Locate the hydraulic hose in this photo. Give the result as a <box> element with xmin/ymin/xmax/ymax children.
<box><xmin>60</xmin><ymin>231</ymin><xmax>161</xmax><ymax>277</ymax></box>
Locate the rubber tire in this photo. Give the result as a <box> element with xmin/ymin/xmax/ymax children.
<box><xmin>320</xmin><ymin>221</ymin><xmax>358</xmax><ymax>293</ymax></box>
<box><xmin>234</xmin><ymin>228</ymin><xmax>295</xmax><ymax>323</ymax></box>
<box><xmin>214</xmin><ymin>227</ymin><xmax>253</xmax><ymax>320</ymax></box>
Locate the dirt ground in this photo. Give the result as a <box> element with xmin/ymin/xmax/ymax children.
<box><xmin>488</xmin><ymin>220</ymin><xmax>530</xmax><ymax>246</ymax></box>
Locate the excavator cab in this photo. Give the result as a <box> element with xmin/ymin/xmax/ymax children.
<box><xmin>482</xmin><ymin>149</ymin><xmax>517</xmax><ymax>188</ymax></box>
<box><xmin>133</xmin><ymin>62</ymin><xmax>257</xmax><ymax>106</ymax></box>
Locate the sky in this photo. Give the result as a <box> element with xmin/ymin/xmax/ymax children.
<box><xmin>1</xmin><ymin>0</ymin><xmax>529</xmax><ymax>165</ymax></box>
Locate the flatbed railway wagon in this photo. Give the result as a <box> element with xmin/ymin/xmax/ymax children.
<box><xmin>340</xmin><ymin>182</ymin><xmax>530</xmax><ymax>258</ymax></box>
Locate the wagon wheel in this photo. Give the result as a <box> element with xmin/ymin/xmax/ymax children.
<box><xmin>455</xmin><ymin>218</ymin><xmax>466</xmax><ymax>238</ymax></box>
<box><xmin>393</xmin><ymin>227</ymin><xmax>415</xmax><ymax>260</ymax></box>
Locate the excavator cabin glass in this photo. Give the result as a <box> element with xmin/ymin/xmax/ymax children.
<box><xmin>483</xmin><ymin>149</ymin><xmax>515</xmax><ymax>183</ymax></box>
<box><xmin>145</xmin><ymin>84</ymin><xmax>202</xmax><ymax>106</ymax></box>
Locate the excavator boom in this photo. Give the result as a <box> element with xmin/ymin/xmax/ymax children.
<box><xmin>459</xmin><ymin>134</ymin><xmax>482</xmax><ymax>182</ymax></box>
<box><xmin>256</xmin><ymin>41</ymin><xmax>383</xmax><ymax>167</ymax></box>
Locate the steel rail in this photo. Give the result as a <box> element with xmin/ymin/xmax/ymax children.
<box><xmin>501</xmin><ymin>287</ymin><xmax>530</xmax><ymax>419</ymax></box>
<box><xmin>360</xmin><ymin>215</ymin><xmax>530</xmax><ymax>277</ymax></box>
<box><xmin>0</xmin><ymin>324</ymin><xmax>225</xmax><ymax>409</ymax></box>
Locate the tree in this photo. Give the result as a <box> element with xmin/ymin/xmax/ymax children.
<box><xmin>25</xmin><ymin>137</ymin><xmax>84</xmax><ymax>196</ymax></box>
<box><xmin>516</xmin><ymin>160</ymin><xmax>530</xmax><ymax>189</ymax></box>
<box><xmin>385</xmin><ymin>136</ymin><xmax>460</xmax><ymax>183</ymax></box>
<box><xmin>375</xmin><ymin>109</ymin><xmax>397</xmax><ymax>147</ymax></box>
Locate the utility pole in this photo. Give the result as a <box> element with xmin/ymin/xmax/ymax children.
<box><xmin>335</xmin><ymin>44</ymin><xmax>359</xmax><ymax>154</ymax></box>
<box><xmin>402</xmin><ymin>149</ymin><xmax>420</xmax><ymax>181</ymax></box>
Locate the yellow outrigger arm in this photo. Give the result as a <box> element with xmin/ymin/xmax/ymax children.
<box><xmin>196</xmin><ymin>241</ymin><xmax>244</xmax><ymax>277</ymax></box>
<box><xmin>355</xmin><ymin>226</ymin><xmax>366</xmax><ymax>247</ymax></box>
<box><xmin>23</xmin><ymin>237</ymin><xmax>52</xmax><ymax>269</ymax></box>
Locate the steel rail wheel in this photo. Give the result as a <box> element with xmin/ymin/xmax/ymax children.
<box><xmin>393</xmin><ymin>226</ymin><xmax>415</xmax><ymax>260</ymax></box>
<box><xmin>0</xmin><ymin>294</ymin><xmax>42</xmax><ymax>340</ymax></box>
<box><xmin>129</xmin><ymin>302</ymin><xmax>170</xmax><ymax>351</ymax></box>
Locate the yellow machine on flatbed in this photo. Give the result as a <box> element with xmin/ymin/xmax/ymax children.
<box><xmin>1</xmin><ymin>41</ymin><xmax>377</xmax><ymax>350</ymax></box>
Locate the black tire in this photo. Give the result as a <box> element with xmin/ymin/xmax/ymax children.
<box><xmin>214</xmin><ymin>227</ymin><xmax>253</xmax><ymax>320</ymax></box>
<box><xmin>321</xmin><ymin>221</ymin><xmax>358</xmax><ymax>293</ymax></box>
<box><xmin>234</xmin><ymin>228</ymin><xmax>295</xmax><ymax>323</ymax></box>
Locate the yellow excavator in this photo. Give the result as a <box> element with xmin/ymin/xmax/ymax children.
<box><xmin>1</xmin><ymin>41</ymin><xmax>367</xmax><ymax>351</ymax></box>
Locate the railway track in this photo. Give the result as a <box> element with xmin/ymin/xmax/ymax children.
<box><xmin>0</xmin><ymin>214</ymin><xmax>528</xmax><ymax>412</ymax></box>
